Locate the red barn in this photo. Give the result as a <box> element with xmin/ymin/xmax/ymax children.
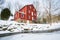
<box><xmin>14</xmin><ymin>4</ymin><xmax>37</xmax><ymax>23</ymax></box>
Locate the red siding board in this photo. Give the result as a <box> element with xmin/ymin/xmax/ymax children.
<box><xmin>14</xmin><ymin>4</ymin><xmax>37</xmax><ymax>21</ymax></box>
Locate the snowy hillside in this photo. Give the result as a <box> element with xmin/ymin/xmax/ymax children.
<box><xmin>0</xmin><ymin>20</ymin><xmax>60</xmax><ymax>34</ymax></box>
<box><xmin>0</xmin><ymin>21</ymin><xmax>60</xmax><ymax>40</ymax></box>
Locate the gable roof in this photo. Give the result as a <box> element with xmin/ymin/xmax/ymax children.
<box><xmin>19</xmin><ymin>4</ymin><xmax>36</xmax><ymax>11</ymax></box>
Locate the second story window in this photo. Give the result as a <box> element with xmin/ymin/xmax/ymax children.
<box><xmin>28</xmin><ymin>10</ymin><xmax>30</xmax><ymax>13</ymax></box>
<box><xmin>34</xmin><ymin>13</ymin><xmax>36</xmax><ymax>16</ymax></box>
<box><xmin>32</xmin><ymin>12</ymin><xmax>33</xmax><ymax>16</ymax></box>
<box><xmin>30</xmin><ymin>6</ymin><xmax>31</xmax><ymax>9</ymax></box>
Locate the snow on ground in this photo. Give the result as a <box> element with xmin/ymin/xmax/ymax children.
<box><xmin>0</xmin><ymin>20</ymin><xmax>60</xmax><ymax>40</ymax></box>
<box><xmin>0</xmin><ymin>31</ymin><xmax>10</xmax><ymax>34</ymax></box>
<box><xmin>0</xmin><ymin>31</ymin><xmax>60</xmax><ymax>40</ymax></box>
<box><xmin>0</xmin><ymin>20</ymin><xmax>60</xmax><ymax>33</ymax></box>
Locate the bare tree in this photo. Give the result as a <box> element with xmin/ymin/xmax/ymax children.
<box><xmin>43</xmin><ymin>0</ymin><xmax>60</xmax><ymax>23</ymax></box>
<box><xmin>33</xmin><ymin>0</ymin><xmax>40</xmax><ymax>11</ymax></box>
<box><xmin>15</xmin><ymin>2</ymin><xmax>22</xmax><ymax>11</ymax></box>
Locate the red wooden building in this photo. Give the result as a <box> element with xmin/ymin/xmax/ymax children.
<box><xmin>14</xmin><ymin>4</ymin><xmax>37</xmax><ymax>23</ymax></box>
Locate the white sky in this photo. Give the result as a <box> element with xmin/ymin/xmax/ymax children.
<box><xmin>0</xmin><ymin>0</ymin><xmax>60</xmax><ymax>15</ymax></box>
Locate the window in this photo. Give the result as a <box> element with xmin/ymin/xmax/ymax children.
<box><xmin>21</xmin><ymin>14</ymin><xmax>24</xmax><ymax>18</ymax></box>
<box><xmin>33</xmin><ymin>9</ymin><xmax>35</xmax><ymax>11</ymax></box>
<box><xmin>34</xmin><ymin>13</ymin><xmax>36</xmax><ymax>16</ymax></box>
<box><xmin>32</xmin><ymin>12</ymin><xmax>33</xmax><ymax>16</ymax></box>
<box><xmin>28</xmin><ymin>10</ymin><xmax>30</xmax><ymax>13</ymax></box>
<box><xmin>28</xmin><ymin>16</ymin><xmax>30</xmax><ymax>19</ymax></box>
<box><xmin>30</xmin><ymin>6</ymin><xmax>31</xmax><ymax>9</ymax></box>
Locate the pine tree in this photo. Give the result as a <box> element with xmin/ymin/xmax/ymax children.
<box><xmin>1</xmin><ymin>8</ymin><xmax>12</xmax><ymax>20</ymax></box>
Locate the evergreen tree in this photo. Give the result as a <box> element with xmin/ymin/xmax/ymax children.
<box><xmin>1</xmin><ymin>8</ymin><xmax>12</xmax><ymax>20</ymax></box>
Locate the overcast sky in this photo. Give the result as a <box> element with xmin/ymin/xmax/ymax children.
<box><xmin>0</xmin><ymin>0</ymin><xmax>60</xmax><ymax>15</ymax></box>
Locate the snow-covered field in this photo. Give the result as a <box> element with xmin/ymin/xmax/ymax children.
<box><xmin>0</xmin><ymin>20</ymin><xmax>60</xmax><ymax>33</ymax></box>
<box><xmin>0</xmin><ymin>20</ymin><xmax>60</xmax><ymax>40</ymax></box>
<box><xmin>0</xmin><ymin>31</ymin><xmax>60</xmax><ymax>40</ymax></box>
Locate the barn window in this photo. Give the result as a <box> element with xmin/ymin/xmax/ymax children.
<box><xmin>21</xmin><ymin>14</ymin><xmax>24</xmax><ymax>18</ymax></box>
<box><xmin>28</xmin><ymin>16</ymin><xmax>30</xmax><ymax>19</ymax></box>
<box><xmin>33</xmin><ymin>9</ymin><xmax>35</xmax><ymax>11</ymax></box>
<box><xmin>28</xmin><ymin>10</ymin><xmax>30</xmax><ymax>13</ymax></box>
<box><xmin>32</xmin><ymin>12</ymin><xmax>33</xmax><ymax>16</ymax></box>
<box><xmin>30</xmin><ymin>6</ymin><xmax>31</xmax><ymax>9</ymax></box>
<box><xmin>34</xmin><ymin>13</ymin><xmax>36</xmax><ymax>16</ymax></box>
